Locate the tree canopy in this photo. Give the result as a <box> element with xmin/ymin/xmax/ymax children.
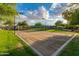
<box><xmin>62</xmin><ymin>4</ymin><xmax>79</xmax><ymax>25</ymax></box>
<box><xmin>34</xmin><ymin>22</ymin><xmax>43</xmax><ymax>27</ymax></box>
<box><xmin>0</xmin><ymin>3</ymin><xmax>17</xmax><ymax>26</ymax></box>
<box><xmin>55</xmin><ymin>21</ymin><xmax>63</xmax><ymax>26</ymax></box>
<box><xmin>0</xmin><ymin>3</ymin><xmax>17</xmax><ymax>16</ymax></box>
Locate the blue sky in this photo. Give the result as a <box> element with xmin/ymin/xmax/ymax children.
<box><xmin>16</xmin><ymin>3</ymin><xmax>67</xmax><ymax>15</ymax></box>
<box><xmin>16</xmin><ymin>3</ymin><xmax>52</xmax><ymax>14</ymax></box>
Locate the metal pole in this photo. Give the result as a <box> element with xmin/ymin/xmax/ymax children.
<box><xmin>14</xmin><ymin>15</ymin><xmax>15</xmax><ymax>35</ymax></box>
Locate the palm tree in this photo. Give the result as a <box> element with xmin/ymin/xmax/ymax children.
<box><xmin>17</xmin><ymin>21</ymin><xmax>28</xmax><ymax>30</ymax></box>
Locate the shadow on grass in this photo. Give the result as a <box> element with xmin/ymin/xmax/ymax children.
<box><xmin>8</xmin><ymin>38</ymin><xmax>38</xmax><ymax>56</ymax></box>
<box><xmin>0</xmin><ymin>46</ymin><xmax>37</xmax><ymax>56</ymax></box>
<box><xmin>8</xmin><ymin>45</ymin><xmax>38</xmax><ymax>56</ymax></box>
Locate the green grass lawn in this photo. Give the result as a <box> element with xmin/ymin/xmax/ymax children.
<box><xmin>0</xmin><ymin>30</ymin><xmax>37</xmax><ymax>56</ymax></box>
<box><xmin>47</xmin><ymin>29</ymin><xmax>75</xmax><ymax>35</ymax></box>
<box><xmin>47</xmin><ymin>29</ymin><xmax>64</xmax><ymax>32</ymax></box>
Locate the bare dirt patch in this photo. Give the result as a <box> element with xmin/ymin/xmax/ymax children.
<box><xmin>16</xmin><ymin>31</ymin><xmax>74</xmax><ymax>56</ymax></box>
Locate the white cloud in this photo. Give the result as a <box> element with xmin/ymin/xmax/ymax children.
<box><xmin>50</xmin><ymin>3</ymin><xmax>68</xmax><ymax>15</ymax></box>
<box><xmin>50</xmin><ymin>3</ymin><xmax>61</xmax><ymax>10</ymax></box>
<box><xmin>25</xmin><ymin>4</ymin><xmax>67</xmax><ymax>20</ymax></box>
<box><xmin>38</xmin><ymin>6</ymin><xmax>49</xmax><ymax>19</ymax></box>
<box><xmin>26</xmin><ymin>10</ymin><xmax>40</xmax><ymax>19</ymax></box>
<box><xmin>25</xmin><ymin>6</ymin><xmax>49</xmax><ymax>20</ymax></box>
<box><xmin>16</xmin><ymin>4</ymin><xmax>69</xmax><ymax>26</ymax></box>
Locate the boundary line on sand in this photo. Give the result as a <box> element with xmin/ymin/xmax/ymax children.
<box><xmin>16</xmin><ymin>33</ymin><xmax>43</xmax><ymax>56</ymax></box>
<box><xmin>51</xmin><ymin>33</ymin><xmax>77</xmax><ymax>56</ymax></box>
<box><xmin>15</xmin><ymin>32</ymin><xmax>77</xmax><ymax>56</ymax></box>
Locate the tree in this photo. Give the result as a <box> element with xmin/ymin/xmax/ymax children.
<box><xmin>0</xmin><ymin>3</ymin><xmax>17</xmax><ymax>26</ymax></box>
<box><xmin>3</xmin><ymin>20</ymin><xmax>13</xmax><ymax>30</ymax></box>
<box><xmin>17</xmin><ymin>21</ymin><xmax>28</xmax><ymax>30</ymax></box>
<box><xmin>62</xmin><ymin>4</ymin><xmax>79</xmax><ymax>25</ymax></box>
<box><xmin>0</xmin><ymin>3</ymin><xmax>17</xmax><ymax>16</ymax></box>
<box><xmin>34</xmin><ymin>22</ymin><xmax>43</xmax><ymax>27</ymax></box>
<box><xmin>55</xmin><ymin>21</ymin><xmax>63</xmax><ymax>26</ymax></box>
<box><xmin>62</xmin><ymin>4</ymin><xmax>79</xmax><ymax>31</ymax></box>
<box><xmin>4</xmin><ymin>20</ymin><xmax>13</xmax><ymax>26</ymax></box>
<box><xmin>0</xmin><ymin>3</ymin><xmax>17</xmax><ymax>19</ymax></box>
